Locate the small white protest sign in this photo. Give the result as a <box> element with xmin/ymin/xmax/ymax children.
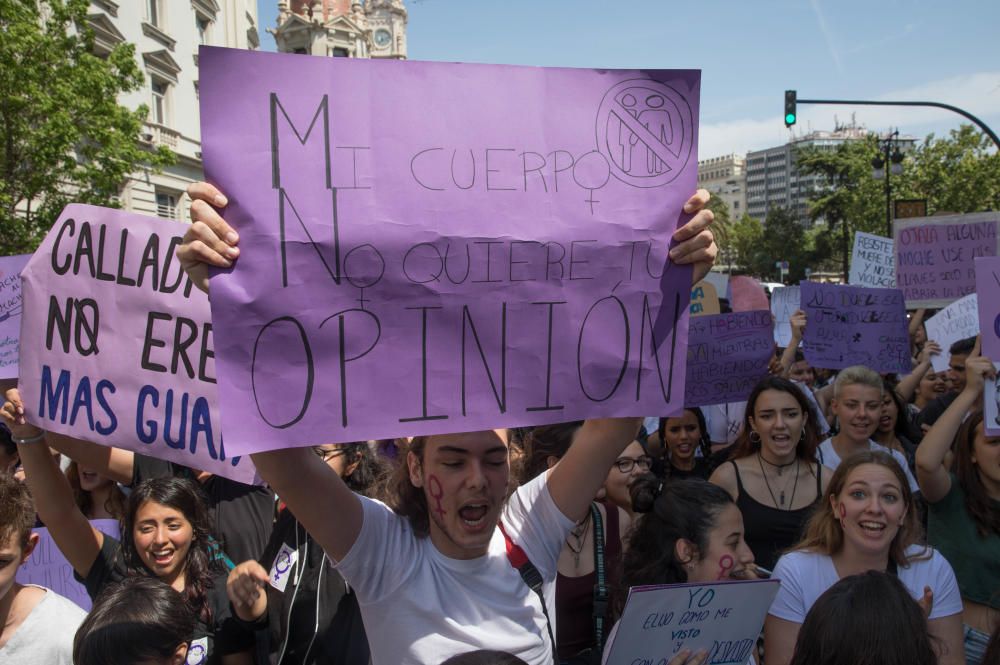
<box><xmin>924</xmin><ymin>294</ymin><xmax>980</xmax><ymax>373</ymax></box>
<box><xmin>849</xmin><ymin>232</ymin><xmax>896</xmax><ymax>288</ymax></box>
<box><xmin>770</xmin><ymin>285</ymin><xmax>800</xmax><ymax>348</ymax></box>
<box><xmin>604</xmin><ymin>579</ymin><xmax>779</xmax><ymax>665</ymax></box>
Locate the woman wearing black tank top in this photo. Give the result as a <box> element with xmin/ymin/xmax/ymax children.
<box><xmin>709</xmin><ymin>377</ymin><xmax>832</xmax><ymax>570</ymax></box>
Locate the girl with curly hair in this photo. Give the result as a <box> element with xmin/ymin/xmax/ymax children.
<box><xmin>1</xmin><ymin>389</ymin><xmax>253</xmax><ymax>665</ymax></box>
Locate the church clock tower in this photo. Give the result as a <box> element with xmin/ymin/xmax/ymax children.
<box><xmin>273</xmin><ymin>0</ymin><xmax>407</xmax><ymax>59</ymax></box>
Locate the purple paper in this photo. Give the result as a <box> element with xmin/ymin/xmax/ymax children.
<box><xmin>0</xmin><ymin>254</ymin><xmax>30</xmax><ymax>379</ymax></box>
<box><xmin>685</xmin><ymin>310</ymin><xmax>773</xmax><ymax>407</ymax></box>
<box><xmin>199</xmin><ymin>47</ymin><xmax>700</xmax><ymax>453</ymax></box>
<box><xmin>801</xmin><ymin>282</ymin><xmax>911</xmax><ymax>373</ymax></box>
<box><xmin>730</xmin><ymin>276</ymin><xmax>770</xmax><ymax>312</ymax></box>
<box><xmin>976</xmin><ymin>257</ymin><xmax>1000</xmax><ymax>361</ymax></box>
<box><xmin>895</xmin><ymin>213</ymin><xmax>999</xmax><ymax>308</ymax></box>
<box><xmin>16</xmin><ymin>520</ymin><xmax>118</xmax><ymax>610</ymax></box>
<box><xmin>17</xmin><ymin>205</ymin><xmax>256</xmax><ymax>483</ymax></box>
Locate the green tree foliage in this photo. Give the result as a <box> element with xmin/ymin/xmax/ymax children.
<box><xmin>901</xmin><ymin>124</ymin><xmax>1000</xmax><ymax>213</ymax></box>
<box><xmin>705</xmin><ymin>192</ymin><xmax>732</xmax><ymax>249</ymax></box>
<box><xmin>730</xmin><ymin>208</ymin><xmax>810</xmax><ymax>282</ymax></box>
<box><xmin>0</xmin><ymin>0</ymin><xmax>173</xmax><ymax>254</ymax></box>
<box><xmin>795</xmin><ymin>124</ymin><xmax>1000</xmax><ymax>275</ymax></box>
<box><xmin>729</xmin><ymin>212</ymin><xmax>762</xmax><ymax>274</ymax></box>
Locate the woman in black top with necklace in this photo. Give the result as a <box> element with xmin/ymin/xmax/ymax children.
<box><xmin>709</xmin><ymin>377</ymin><xmax>832</xmax><ymax>570</ymax></box>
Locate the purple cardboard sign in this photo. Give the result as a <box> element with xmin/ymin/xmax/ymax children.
<box><xmin>801</xmin><ymin>282</ymin><xmax>911</xmax><ymax>373</ymax></box>
<box><xmin>894</xmin><ymin>212</ymin><xmax>999</xmax><ymax>308</ymax></box>
<box><xmin>17</xmin><ymin>205</ymin><xmax>256</xmax><ymax>483</ymax></box>
<box><xmin>0</xmin><ymin>254</ymin><xmax>31</xmax><ymax>379</ymax></box>
<box><xmin>685</xmin><ymin>310</ymin><xmax>773</xmax><ymax>407</ymax></box>
<box><xmin>729</xmin><ymin>276</ymin><xmax>770</xmax><ymax>312</ymax></box>
<box><xmin>976</xmin><ymin>257</ymin><xmax>1000</xmax><ymax>361</ymax></box>
<box><xmin>199</xmin><ymin>47</ymin><xmax>700</xmax><ymax>453</ymax></box>
<box><xmin>16</xmin><ymin>520</ymin><xmax>119</xmax><ymax>610</ymax></box>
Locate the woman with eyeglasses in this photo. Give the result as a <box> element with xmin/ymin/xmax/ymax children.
<box><xmin>602</xmin><ymin>440</ymin><xmax>653</xmax><ymax>519</ymax></box>
<box><xmin>658</xmin><ymin>409</ymin><xmax>714</xmax><ymax>481</ymax></box>
<box><xmin>519</xmin><ymin>423</ymin><xmax>632</xmax><ymax>665</ymax></box>
<box><xmin>226</xmin><ymin>442</ymin><xmax>385</xmax><ymax>665</ymax></box>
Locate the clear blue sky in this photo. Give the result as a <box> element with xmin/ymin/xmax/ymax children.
<box><xmin>256</xmin><ymin>0</ymin><xmax>1000</xmax><ymax>157</ymax></box>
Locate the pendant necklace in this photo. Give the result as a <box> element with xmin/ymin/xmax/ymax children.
<box><xmin>566</xmin><ymin>513</ymin><xmax>591</xmax><ymax>566</ymax></box>
<box><xmin>758</xmin><ymin>453</ymin><xmax>800</xmax><ymax>509</ymax></box>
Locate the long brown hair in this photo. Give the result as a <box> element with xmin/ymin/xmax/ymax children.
<box><xmin>381</xmin><ymin>436</ymin><xmax>432</xmax><ymax>537</ymax></box>
<box><xmin>66</xmin><ymin>462</ymin><xmax>126</xmax><ymax>520</ymax></box>
<box><xmin>730</xmin><ymin>376</ymin><xmax>821</xmax><ymax>462</ymax></box>
<box><xmin>794</xmin><ymin>450</ymin><xmax>925</xmax><ymax>568</ymax></box>
<box><xmin>954</xmin><ymin>411</ymin><xmax>1000</xmax><ymax>538</ymax></box>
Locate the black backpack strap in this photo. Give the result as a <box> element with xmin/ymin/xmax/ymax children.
<box><xmin>590</xmin><ymin>503</ymin><xmax>608</xmax><ymax>651</ymax></box>
<box><xmin>500</xmin><ymin>522</ymin><xmax>559</xmax><ymax>665</ymax></box>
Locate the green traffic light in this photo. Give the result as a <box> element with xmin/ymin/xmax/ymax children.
<box><xmin>785</xmin><ymin>113</ymin><xmax>796</xmax><ymax>124</ymax></box>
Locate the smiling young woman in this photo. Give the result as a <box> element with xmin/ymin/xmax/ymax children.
<box><xmin>764</xmin><ymin>451</ymin><xmax>965</xmax><ymax>665</ymax></box>
<box><xmin>0</xmin><ymin>389</ymin><xmax>254</xmax><ymax>665</ymax></box>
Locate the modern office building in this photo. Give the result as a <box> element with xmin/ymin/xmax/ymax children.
<box><xmin>745</xmin><ymin>123</ymin><xmax>915</xmax><ymax>225</ymax></box>
<box><xmin>697</xmin><ymin>153</ymin><xmax>746</xmax><ymax>218</ymax></box>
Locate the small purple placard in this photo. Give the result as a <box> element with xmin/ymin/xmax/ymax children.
<box><xmin>0</xmin><ymin>254</ymin><xmax>30</xmax><ymax>379</ymax></box>
<box><xmin>685</xmin><ymin>310</ymin><xmax>773</xmax><ymax>407</ymax></box>
<box><xmin>16</xmin><ymin>520</ymin><xmax>119</xmax><ymax>610</ymax></box>
<box><xmin>801</xmin><ymin>282</ymin><xmax>911</xmax><ymax>373</ymax></box>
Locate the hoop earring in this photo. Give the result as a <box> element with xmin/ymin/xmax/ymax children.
<box><xmin>749</xmin><ymin>431</ymin><xmax>761</xmax><ymax>444</ymax></box>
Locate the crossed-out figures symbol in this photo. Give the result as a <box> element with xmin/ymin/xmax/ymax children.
<box><xmin>617</xmin><ymin>92</ymin><xmax>673</xmax><ymax>175</ymax></box>
<box><xmin>596</xmin><ymin>79</ymin><xmax>694</xmax><ymax>188</ymax></box>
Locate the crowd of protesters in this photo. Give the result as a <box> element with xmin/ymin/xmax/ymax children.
<box><xmin>0</xmin><ymin>183</ymin><xmax>996</xmax><ymax>665</ymax></box>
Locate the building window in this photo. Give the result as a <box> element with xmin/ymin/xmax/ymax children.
<box><xmin>332</xmin><ymin>47</ymin><xmax>349</xmax><ymax>57</ymax></box>
<box><xmin>156</xmin><ymin>190</ymin><xmax>178</xmax><ymax>219</ymax></box>
<box><xmin>147</xmin><ymin>0</ymin><xmax>162</xmax><ymax>28</ymax></box>
<box><xmin>151</xmin><ymin>79</ymin><xmax>169</xmax><ymax>125</ymax></box>
<box><xmin>196</xmin><ymin>15</ymin><xmax>211</xmax><ymax>44</ymax></box>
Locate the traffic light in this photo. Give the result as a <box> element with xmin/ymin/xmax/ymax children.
<box><xmin>784</xmin><ymin>90</ymin><xmax>797</xmax><ymax>127</ymax></box>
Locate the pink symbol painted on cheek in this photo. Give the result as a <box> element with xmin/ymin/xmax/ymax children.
<box><xmin>716</xmin><ymin>554</ymin><xmax>734</xmax><ymax>580</ymax></box>
<box><xmin>428</xmin><ymin>475</ymin><xmax>446</xmax><ymax>518</ymax></box>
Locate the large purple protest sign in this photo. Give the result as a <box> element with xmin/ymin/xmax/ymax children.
<box><xmin>17</xmin><ymin>205</ymin><xmax>255</xmax><ymax>483</ymax></box>
<box><xmin>0</xmin><ymin>254</ymin><xmax>30</xmax><ymax>379</ymax></box>
<box><xmin>16</xmin><ymin>519</ymin><xmax>118</xmax><ymax>610</ymax></box>
<box><xmin>895</xmin><ymin>212</ymin><xmax>999</xmax><ymax>308</ymax></box>
<box><xmin>199</xmin><ymin>47</ymin><xmax>700</xmax><ymax>452</ymax></box>
<box><xmin>976</xmin><ymin>257</ymin><xmax>1000</xmax><ymax>361</ymax></box>
<box><xmin>801</xmin><ymin>282</ymin><xmax>911</xmax><ymax>373</ymax></box>
<box><xmin>685</xmin><ymin>310</ymin><xmax>773</xmax><ymax>407</ymax></box>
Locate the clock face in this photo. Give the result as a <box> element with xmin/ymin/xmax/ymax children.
<box><xmin>374</xmin><ymin>29</ymin><xmax>391</xmax><ymax>47</ymax></box>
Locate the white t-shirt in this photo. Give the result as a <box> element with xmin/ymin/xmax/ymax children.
<box><xmin>817</xmin><ymin>437</ymin><xmax>919</xmax><ymax>493</ymax></box>
<box><xmin>768</xmin><ymin>546</ymin><xmax>963</xmax><ymax>622</ymax></box>
<box><xmin>335</xmin><ymin>472</ymin><xmax>573</xmax><ymax>665</ymax></box>
<box><xmin>0</xmin><ymin>586</ymin><xmax>86</xmax><ymax>665</ymax></box>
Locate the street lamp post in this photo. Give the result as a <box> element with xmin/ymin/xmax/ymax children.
<box><xmin>872</xmin><ymin>130</ymin><xmax>904</xmax><ymax>238</ymax></box>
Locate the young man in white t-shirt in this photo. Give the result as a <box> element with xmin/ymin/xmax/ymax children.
<box><xmin>190</xmin><ymin>183</ymin><xmax>720</xmax><ymax>665</ymax></box>
<box><xmin>816</xmin><ymin>366</ymin><xmax>919</xmax><ymax>492</ymax></box>
<box><xmin>0</xmin><ymin>472</ymin><xmax>85</xmax><ymax>665</ymax></box>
